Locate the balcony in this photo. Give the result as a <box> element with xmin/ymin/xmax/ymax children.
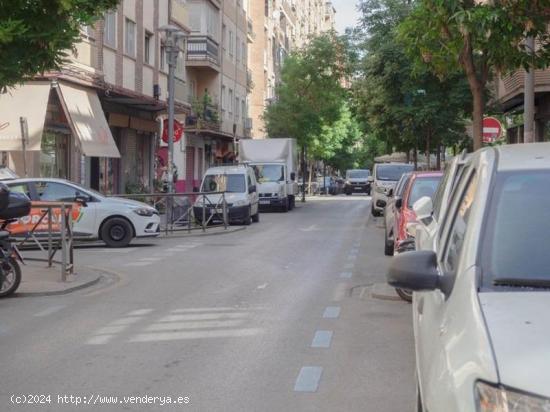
<box><xmin>497</xmin><ymin>68</ymin><xmax>550</xmax><ymax>111</ymax></box>
<box><xmin>244</xmin><ymin>117</ymin><xmax>253</xmax><ymax>137</ymax></box>
<box><xmin>186</xmin><ymin>35</ymin><xmax>220</xmax><ymax>72</ymax></box>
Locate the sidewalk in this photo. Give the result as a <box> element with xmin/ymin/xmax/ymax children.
<box><xmin>16</xmin><ymin>261</ymin><xmax>103</xmax><ymax>296</ymax></box>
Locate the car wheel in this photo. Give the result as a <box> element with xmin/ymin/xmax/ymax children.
<box><xmin>252</xmin><ymin>210</ymin><xmax>260</xmax><ymax>223</ymax></box>
<box><xmin>243</xmin><ymin>207</ymin><xmax>252</xmax><ymax>225</ymax></box>
<box><xmin>371</xmin><ymin>204</ymin><xmax>380</xmax><ymax>217</ymax></box>
<box><xmin>0</xmin><ymin>258</ymin><xmax>21</xmax><ymax>298</ymax></box>
<box><xmin>101</xmin><ymin>217</ymin><xmax>133</xmax><ymax>248</ymax></box>
<box><xmin>289</xmin><ymin>196</ymin><xmax>295</xmax><ymax>210</ymax></box>
<box><xmin>281</xmin><ymin>198</ymin><xmax>289</xmax><ymax>213</ymax></box>
<box><xmin>395</xmin><ymin>288</ymin><xmax>413</xmax><ymax>303</ymax></box>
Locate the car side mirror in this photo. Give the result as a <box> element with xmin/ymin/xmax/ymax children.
<box><xmin>248</xmin><ymin>185</ymin><xmax>256</xmax><ymax>194</ymax></box>
<box><xmin>394</xmin><ymin>197</ymin><xmax>403</xmax><ymax>209</ymax></box>
<box><xmin>387</xmin><ymin>251</ymin><xmax>441</xmax><ymax>292</ymax></box>
<box><xmin>290</xmin><ymin>172</ymin><xmax>296</xmax><ymax>181</ymax></box>
<box><xmin>74</xmin><ymin>194</ymin><xmax>90</xmax><ymax>206</ymax></box>
<box><xmin>413</xmin><ymin>196</ymin><xmax>434</xmax><ymax>225</ymax></box>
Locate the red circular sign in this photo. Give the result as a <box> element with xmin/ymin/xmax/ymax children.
<box><xmin>482</xmin><ymin>117</ymin><xmax>502</xmax><ymax>143</ymax></box>
<box><xmin>162</xmin><ymin>119</ymin><xmax>184</xmax><ymax>143</ymax></box>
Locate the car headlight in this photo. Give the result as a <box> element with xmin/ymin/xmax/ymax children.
<box><xmin>476</xmin><ymin>381</ymin><xmax>550</xmax><ymax>411</ymax></box>
<box><xmin>406</xmin><ymin>222</ymin><xmax>418</xmax><ymax>238</ymax></box>
<box><xmin>133</xmin><ymin>208</ymin><xmax>156</xmax><ymax>217</ymax></box>
<box><xmin>375</xmin><ymin>185</ymin><xmax>386</xmax><ymax>194</ymax></box>
<box><xmin>233</xmin><ymin>199</ymin><xmax>248</xmax><ymax>207</ymax></box>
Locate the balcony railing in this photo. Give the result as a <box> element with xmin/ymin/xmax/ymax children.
<box><xmin>186</xmin><ymin>36</ymin><xmax>220</xmax><ymax>67</ymax></box>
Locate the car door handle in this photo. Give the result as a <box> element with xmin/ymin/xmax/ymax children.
<box><xmin>417</xmin><ymin>297</ymin><xmax>424</xmax><ymax>315</ymax></box>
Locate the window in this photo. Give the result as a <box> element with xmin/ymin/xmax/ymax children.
<box><xmin>236</xmin><ymin>36</ymin><xmax>241</xmax><ymax>63</ymax></box>
<box><xmin>125</xmin><ymin>18</ymin><xmax>136</xmax><ymax>57</ymax></box>
<box><xmin>222</xmin><ymin>24</ymin><xmax>227</xmax><ymax>52</ymax></box>
<box><xmin>104</xmin><ymin>11</ymin><xmax>116</xmax><ymax>47</ymax></box>
<box><xmin>201</xmin><ymin>174</ymin><xmax>245</xmax><ymax>193</ymax></box>
<box><xmin>242</xmin><ymin>41</ymin><xmax>247</xmax><ymax>66</ymax></box>
<box><xmin>442</xmin><ymin>172</ymin><xmax>478</xmax><ymax>277</ymax></box>
<box><xmin>407</xmin><ymin>177</ymin><xmax>441</xmax><ymax>208</ymax></box>
<box><xmin>221</xmin><ymin>86</ymin><xmax>226</xmax><ymax>112</ymax></box>
<box><xmin>228</xmin><ymin>89</ymin><xmax>233</xmax><ymax>115</ymax></box>
<box><xmin>7</xmin><ymin>183</ymin><xmax>31</xmax><ymax>199</ymax></box>
<box><xmin>432</xmin><ymin>167</ymin><xmax>452</xmax><ymax>221</ymax></box>
<box><xmin>235</xmin><ymin>97</ymin><xmax>240</xmax><ymax>120</ymax></box>
<box><xmin>242</xmin><ymin>100</ymin><xmax>246</xmax><ymax>119</ymax></box>
<box><xmin>36</xmin><ymin>182</ymin><xmax>82</xmax><ymax>202</ymax></box>
<box><xmin>229</xmin><ymin>30</ymin><xmax>234</xmax><ymax>58</ymax></box>
<box><xmin>144</xmin><ymin>32</ymin><xmax>153</xmax><ymax>64</ymax></box>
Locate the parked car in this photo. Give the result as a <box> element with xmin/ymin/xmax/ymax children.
<box><xmin>370</xmin><ymin>163</ymin><xmax>414</xmax><ymax>216</ymax></box>
<box><xmin>384</xmin><ymin>171</ymin><xmax>442</xmax><ymax>257</ymax></box>
<box><xmin>318</xmin><ymin>176</ymin><xmax>343</xmax><ymax>195</ymax></box>
<box><xmin>344</xmin><ymin>169</ymin><xmax>371</xmax><ymax>195</ymax></box>
<box><xmin>387</xmin><ymin>142</ymin><xmax>550</xmax><ymax>412</ymax></box>
<box><xmin>413</xmin><ymin>151</ymin><xmax>470</xmax><ymax>252</ymax></box>
<box><xmin>193</xmin><ymin>165</ymin><xmax>260</xmax><ymax>225</ymax></box>
<box><xmin>5</xmin><ymin>178</ymin><xmax>160</xmax><ymax>247</ymax></box>
<box><xmin>383</xmin><ymin>172</ymin><xmax>413</xmax><ymax>254</ymax></box>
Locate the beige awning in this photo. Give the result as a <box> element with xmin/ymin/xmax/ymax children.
<box><xmin>57</xmin><ymin>82</ymin><xmax>120</xmax><ymax>158</ymax></box>
<box><xmin>0</xmin><ymin>81</ymin><xmax>51</xmax><ymax>151</ymax></box>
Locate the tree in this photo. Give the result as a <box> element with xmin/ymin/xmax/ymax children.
<box><xmin>399</xmin><ymin>1</ymin><xmax>550</xmax><ymax>150</ymax></box>
<box><xmin>0</xmin><ymin>0</ymin><xmax>119</xmax><ymax>90</ymax></box>
<box><xmin>352</xmin><ymin>0</ymin><xmax>471</xmax><ymax>163</ymax></box>
<box><xmin>264</xmin><ymin>32</ymin><xmax>348</xmax><ymax>149</ymax></box>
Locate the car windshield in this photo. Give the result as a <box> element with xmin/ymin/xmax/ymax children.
<box><xmin>376</xmin><ymin>165</ymin><xmax>414</xmax><ymax>181</ymax></box>
<box><xmin>201</xmin><ymin>174</ymin><xmax>246</xmax><ymax>193</ymax></box>
<box><xmin>483</xmin><ymin>171</ymin><xmax>550</xmax><ymax>287</ymax></box>
<box><xmin>347</xmin><ymin>170</ymin><xmax>370</xmax><ymax>179</ymax></box>
<box><xmin>407</xmin><ymin>177</ymin><xmax>442</xmax><ymax>208</ymax></box>
<box><xmin>252</xmin><ymin>165</ymin><xmax>284</xmax><ymax>183</ymax></box>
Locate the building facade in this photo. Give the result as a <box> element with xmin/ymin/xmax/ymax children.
<box><xmin>248</xmin><ymin>0</ymin><xmax>335</xmax><ymax>139</ymax></box>
<box><xmin>0</xmin><ymin>0</ymin><xmax>253</xmax><ymax>194</ymax></box>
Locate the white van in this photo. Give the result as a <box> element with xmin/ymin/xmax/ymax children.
<box><xmin>193</xmin><ymin>165</ymin><xmax>260</xmax><ymax>225</ymax></box>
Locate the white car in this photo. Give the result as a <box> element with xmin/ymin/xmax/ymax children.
<box><xmin>370</xmin><ymin>163</ymin><xmax>414</xmax><ymax>216</ymax></box>
<box><xmin>193</xmin><ymin>165</ymin><xmax>260</xmax><ymax>225</ymax></box>
<box><xmin>6</xmin><ymin>178</ymin><xmax>160</xmax><ymax>247</ymax></box>
<box><xmin>387</xmin><ymin>142</ymin><xmax>550</xmax><ymax>411</ymax></box>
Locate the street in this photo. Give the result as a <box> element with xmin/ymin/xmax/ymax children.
<box><xmin>0</xmin><ymin>196</ymin><xmax>415</xmax><ymax>412</ymax></box>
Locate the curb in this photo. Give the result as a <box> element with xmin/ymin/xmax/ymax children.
<box><xmin>15</xmin><ymin>267</ymin><xmax>105</xmax><ymax>297</ymax></box>
<box><xmin>159</xmin><ymin>225</ymin><xmax>247</xmax><ymax>239</ymax></box>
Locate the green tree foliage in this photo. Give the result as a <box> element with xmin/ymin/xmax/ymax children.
<box><xmin>0</xmin><ymin>0</ymin><xmax>119</xmax><ymax>89</ymax></box>
<box><xmin>264</xmin><ymin>32</ymin><xmax>348</xmax><ymax>149</ymax></box>
<box><xmin>399</xmin><ymin>0</ymin><xmax>550</xmax><ymax>150</ymax></box>
<box><xmin>352</xmin><ymin>0</ymin><xmax>472</xmax><ymax>160</ymax></box>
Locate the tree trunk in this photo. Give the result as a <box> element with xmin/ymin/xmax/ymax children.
<box><xmin>471</xmin><ymin>87</ymin><xmax>484</xmax><ymax>151</ymax></box>
<box><xmin>301</xmin><ymin>145</ymin><xmax>306</xmax><ymax>202</ymax></box>
<box><xmin>413</xmin><ymin>146</ymin><xmax>418</xmax><ymax>170</ymax></box>
<box><xmin>436</xmin><ymin>144</ymin><xmax>441</xmax><ymax>170</ymax></box>
<box><xmin>425</xmin><ymin>128</ymin><xmax>431</xmax><ymax>170</ymax></box>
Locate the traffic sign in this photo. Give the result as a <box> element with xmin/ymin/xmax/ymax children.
<box><xmin>161</xmin><ymin>119</ymin><xmax>184</xmax><ymax>143</ymax></box>
<box><xmin>482</xmin><ymin>117</ymin><xmax>503</xmax><ymax>143</ymax></box>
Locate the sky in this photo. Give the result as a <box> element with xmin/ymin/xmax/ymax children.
<box><xmin>330</xmin><ymin>0</ymin><xmax>361</xmax><ymax>34</ymax></box>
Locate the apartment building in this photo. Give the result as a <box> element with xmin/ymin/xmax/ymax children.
<box><xmin>248</xmin><ymin>0</ymin><xmax>336</xmax><ymax>139</ymax></box>
<box><xmin>495</xmin><ymin>69</ymin><xmax>550</xmax><ymax>143</ymax></box>
<box><xmin>0</xmin><ymin>0</ymin><xmax>253</xmax><ymax>194</ymax></box>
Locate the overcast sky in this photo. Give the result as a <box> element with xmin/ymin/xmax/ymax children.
<box><xmin>331</xmin><ymin>0</ymin><xmax>361</xmax><ymax>34</ymax></box>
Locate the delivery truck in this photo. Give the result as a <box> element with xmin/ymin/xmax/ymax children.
<box><xmin>239</xmin><ymin>138</ymin><xmax>298</xmax><ymax>212</ymax></box>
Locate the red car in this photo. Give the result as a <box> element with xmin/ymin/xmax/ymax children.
<box><xmin>384</xmin><ymin>171</ymin><xmax>443</xmax><ymax>256</ymax></box>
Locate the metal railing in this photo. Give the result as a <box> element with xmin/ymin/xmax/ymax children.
<box><xmin>108</xmin><ymin>192</ymin><xmax>229</xmax><ymax>235</ymax></box>
<box><xmin>13</xmin><ymin>202</ymin><xmax>75</xmax><ymax>282</ymax></box>
<box><xmin>186</xmin><ymin>36</ymin><xmax>220</xmax><ymax>66</ymax></box>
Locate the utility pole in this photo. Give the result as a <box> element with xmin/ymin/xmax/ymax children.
<box><xmin>159</xmin><ymin>25</ymin><xmax>186</xmax><ymax>194</ymax></box>
<box><xmin>524</xmin><ymin>36</ymin><xmax>535</xmax><ymax>143</ymax></box>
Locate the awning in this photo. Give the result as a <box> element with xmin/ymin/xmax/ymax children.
<box><xmin>57</xmin><ymin>82</ymin><xmax>120</xmax><ymax>158</ymax></box>
<box><xmin>0</xmin><ymin>82</ymin><xmax>51</xmax><ymax>151</ymax></box>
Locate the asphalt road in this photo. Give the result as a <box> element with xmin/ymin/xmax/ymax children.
<box><xmin>0</xmin><ymin>195</ymin><xmax>415</xmax><ymax>412</ymax></box>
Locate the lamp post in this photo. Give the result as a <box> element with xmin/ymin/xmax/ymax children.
<box><xmin>158</xmin><ymin>25</ymin><xmax>186</xmax><ymax>194</ymax></box>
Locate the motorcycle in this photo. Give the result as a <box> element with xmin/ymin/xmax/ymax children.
<box><xmin>394</xmin><ymin>237</ymin><xmax>416</xmax><ymax>303</ymax></box>
<box><xmin>0</xmin><ymin>184</ymin><xmax>31</xmax><ymax>298</ymax></box>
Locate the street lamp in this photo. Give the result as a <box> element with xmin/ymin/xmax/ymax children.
<box><xmin>158</xmin><ymin>24</ymin><xmax>186</xmax><ymax>195</ymax></box>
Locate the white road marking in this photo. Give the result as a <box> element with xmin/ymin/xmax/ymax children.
<box><xmin>144</xmin><ymin>319</ymin><xmax>244</xmax><ymax>331</ymax></box>
<box><xmin>322</xmin><ymin>306</ymin><xmax>341</xmax><ymax>319</ymax></box>
<box><xmin>130</xmin><ymin>328</ymin><xmax>262</xmax><ymax>342</ymax></box>
<box><xmin>95</xmin><ymin>325</ymin><xmax>127</xmax><ymax>335</ymax></box>
<box><xmin>171</xmin><ymin>307</ymin><xmax>243</xmax><ymax>313</ymax></box>
<box><xmin>311</xmin><ymin>330</ymin><xmax>333</xmax><ymax>348</ymax></box>
<box><xmin>340</xmin><ymin>271</ymin><xmax>353</xmax><ymax>279</ymax></box>
<box><xmin>122</xmin><ymin>262</ymin><xmax>153</xmax><ymax>267</ymax></box>
<box><xmin>33</xmin><ymin>305</ymin><xmax>66</xmax><ymax>317</ymax></box>
<box><xmin>137</xmin><ymin>258</ymin><xmax>162</xmax><ymax>262</ymax></box>
<box><xmin>300</xmin><ymin>224</ymin><xmax>319</xmax><ymax>232</ymax></box>
<box><xmin>294</xmin><ymin>367</ymin><xmax>323</xmax><ymax>392</ymax></box>
<box><xmin>86</xmin><ymin>335</ymin><xmax>115</xmax><ymax>345</ymax></box>
<box><xmin>256</xmin><ymin>283</ymin><xmax>268</xmax><ymax>290</ymax></box>
<box><xmin>126</xmin><ymin>309</ymin><xmax>154</xmax><ymax>316</ymax></box>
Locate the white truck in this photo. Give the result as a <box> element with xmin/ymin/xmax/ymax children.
<box><xmin>239</xmin><ymin>138</ymin><xmax>299</xmax><ymax>212</ymax></box>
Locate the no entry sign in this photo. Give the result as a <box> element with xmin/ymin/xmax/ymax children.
<box><xmin>483</xmin><ymin>117</ymin><xmax>503</xmax><ymax>143</ymax></box>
